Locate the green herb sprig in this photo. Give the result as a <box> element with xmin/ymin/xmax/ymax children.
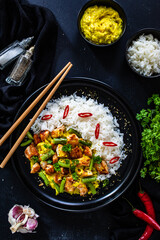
<box><xmin>136</xmin><ymin>94</ymin><xmax>160</xmax><ymax>182</ymax></box>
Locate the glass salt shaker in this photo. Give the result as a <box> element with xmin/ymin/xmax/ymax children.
<box><xmin>5</xmin><ymin>46</ymin><xmax>35</xmax><ymax>86</ymax></box>
<box><xmin>0</xmin><ymin>36</ymin><xmax>34</xmax><ymax>70</ymax></box>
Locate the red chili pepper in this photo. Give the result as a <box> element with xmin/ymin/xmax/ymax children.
<box><xmin>133</xmin><ymin>209</ymin><xmax>160</xmax><ymax>231</ymax></box>
<box><xmin>63</xmin><ymin>105</ymin><xmax>69</xmax><ymax>119</ymax></box>
<box><xmin>78</xmin><ymin>112</ymin><xmax>93</xmax><ymax>118</ymax></box>
<box><xmin>95</xmin><ymin>123</ymin><xmax>100</xmax><ymax>139</ymax></box>
<box><xmin>103</xmin><ymin>142</ymin><xmax>117</xmax><ymax>147</ymax></box>
<box><xmin>41</xmin><ymin>114</ymin><xmax>52</xmax><ymax>121</ymax></box>
<box><xmin>139</xmin><ymin>225</ymin><xmax>153</xmax><ymax>240</ymax></box>
<box><xmin>123</xmin><ymin>198</ymin><xmax>160</xmax><ymax>232</ymax></box>
<box><xmin>138</xmin><ymin>191</ymin><xmax>155</xmax><ymax>219</ymax></box>
<box><xmin>109</xmin><ymin>156</ymin><xmax>120</xmax><ymax>164</ymax></box>
<box><xmin>138</xmin><ymin>190</ymin><xmax>155</xmax><ymax>240</ymax></box>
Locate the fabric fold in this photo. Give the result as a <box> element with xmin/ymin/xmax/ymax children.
<box><xmin>0</xmin><ymin>0</ymin><xmax>57</xmax><ymax>161</ymax></box>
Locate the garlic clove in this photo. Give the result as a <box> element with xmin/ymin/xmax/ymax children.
<box><xmin>23</xmin><ymin>205</ymin><xmax>35</xmax><ymax>218</ymax></box>
<box><xmin>12</xmin><ymin>205</ymin><xmax>23</xmax><ymax>219</ymax></box>
<box><xmin>24</xmin><ymin>218</ymin><xmax>38</xmax><ymax>231</ymax></box>
<box><xmin>17</xmin><ymin>213</ymin><xmax>28</xmax><ymax>225</ymax></box>
<box><xmin>10</xmin><ymin>213</ymin><xmax>28</xmax><ymax>234</ymax></box>
<box><xmin>8</xmin><ymin>204</ymin><xmax>23</xmax><ymax>225</ymax></box>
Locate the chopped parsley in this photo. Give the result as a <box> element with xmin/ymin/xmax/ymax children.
<box><xmin>72</xmin><ymin>172</ymin><xmax>79</xmax><ymax>181</ymax></box>
<box><xmin>72</xmin><ymin>159</ymin><xmax>79</xmax><ymax>165</ymax></box>
<box><xmin>47</xmin><ymin>160</ymin><xmax>53</xmax><ymax>164</ymax></box>
<box><xmin>65</xmin><ymin>159</ymin><xmax>70</xmax><ymax>164</ymax></box>
<box><xmin>53</xmin><ymin>162</ymin><xmax>61</xmax><ymax>172</ymax></box>
<box><xmin>136</xmin><ymin>94</ymin><xmax>160</xmax><ymax>182</ymax></box>
<box><xmin>93</xmin><ymin>155</ymin><xmax>102</xmax><ymax>164</ymax></box>
<box><xmin>31</xmin><ymin>156</ymin><xmax>39</xmax><ymax>163</ymax></box>
<box><xmin>70</xmin><ymin>165</ymin><xmax>76</xmax><ymax>173</ymax></box>
<box><xmin>44</xmin><ymin>144</ymin><xmax>52</xmax><ymax>149</ymax></box>
<box><xmin>70</xmin><ymin>159</ymin><xmax>79</xmax><ymax>173</ymax></box>
<box><xmin>102</xmin><ymin>179</ymin><xmax>109</xmax><ymax>187</ymax></box>
<box><xmin>62</xmin><ymin>144</ymin><xmax>72</xmax><ymax>152</ymax></box>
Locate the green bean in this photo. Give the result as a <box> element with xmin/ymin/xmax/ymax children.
<box><xmin>20</xmin><ymin>139</ymin><xmax>32</xmax><ymax>147</ymax></box>
<box><xmin>89</xmin><ymin>158</ymin><xmax>94</xmax><ymax>171</ymax></box>
<box><xmin>40</xmin><ymin>150</ymin><xmax>54</xmax><ymax>161</ymax></box>
<box><xmin>26</xmin><ymin>131</ymin><xmax>33</xmax><ymax>140</ymax></box>
<box><xmin>60</xmin><ymin>178</ymin><xmax>66</xmax><ymax>193</ymax></box>
<box><xmin>38</xmin><ymin>171</ymin><xmax>49</xmax><ymax>186</ymax></box>
<box><xmin>87</xmin><ymin>183</ymin><xmax>96</xmax><ymax>195</ymax></box>
<box><xmin>52</xmin><ymin>138</ymin><xmax>67</xmax><ymax>145</ymax></box>
<box><xmin>68</xmin><ymin>128</ymin><xmax>82</xmax><ymax>138</ymax></box>
<box><xmin>79</xmin><ymin>139</ymin><xmax>92</xmax><ymax>147</ymax></box>
<box><xmin>52</xmin><ymin>180</ymin><xmax>60</xmax><ymax>193</ymax></box>
<box><xmin>82</xmin><ymin>176</ymin><xmax>97</xmax><ymax>183</ymax></box>
<box><xmin>58</xmin><ymin>160</ymin><xmax>70</xmax><ymax>168</ymax></box>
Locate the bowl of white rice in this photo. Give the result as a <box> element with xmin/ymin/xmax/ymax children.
<box><xmin>126</xmin><ymin>28</ymin><xmax>160</xmax><ymax>78</ymax></box>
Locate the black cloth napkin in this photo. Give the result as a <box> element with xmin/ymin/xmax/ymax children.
<box><xmin>0</xmin><ymin>0</ymin><xmax>57</xmax><ymax>160</ymax></box>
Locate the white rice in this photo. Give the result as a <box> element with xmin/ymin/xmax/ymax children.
<box><xmin>31</xmin><ymin>94</ymin><xmax>126</xmax><ymax>180</ymax></box>
<box><xmin>127</xmin><ymin>34</ymin><xmax>160</xmax><ymax>76</ymax></box>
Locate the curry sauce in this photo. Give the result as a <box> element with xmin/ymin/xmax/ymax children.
<box><xmin>24</xmin><ymin>126</ymin><xmax>109</xmax><ymax>196</ymax></box>
<box><xmin>80</xmin><ymin>5</ymin><xmax>123</xmax><ymax>45</ymax></box>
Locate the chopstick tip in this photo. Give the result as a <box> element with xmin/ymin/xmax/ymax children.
<box><xmin>0</xmin><ymin>164</ymin><xmax>4</xmax><ymax>169</ymax></box>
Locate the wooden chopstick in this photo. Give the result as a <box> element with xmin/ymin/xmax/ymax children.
<box><xmin>0</xmin><ymin>62</ymin><xmax>71</xmax><ymax>147</ymax></box>
<box><xmin>0</xmin><ymin>63</ymin><xmax>73</xmax><ymax>168</ymax></box>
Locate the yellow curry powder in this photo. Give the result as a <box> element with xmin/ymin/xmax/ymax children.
<box><xmin>80</xmin><ymin>6</ymin><xmax>123</xmax><ymax>45</ymax></box>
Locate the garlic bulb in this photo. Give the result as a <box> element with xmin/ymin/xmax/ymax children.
<box><xmin>8</xmin><ymin>204</ymin><xmax>39</xmax><ymax>234</ymax></box>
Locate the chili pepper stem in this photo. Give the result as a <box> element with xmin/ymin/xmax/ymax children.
<box><xmin>122</xmin><ymin>197</ymin><xmax>135</xmax><ymax>210</ymax></box>
<box><xmin>139</xmin><ymin>180</ymin><xmax>144</xmax><ymax>194</ymax></box>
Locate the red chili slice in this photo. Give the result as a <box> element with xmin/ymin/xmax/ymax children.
<box><xmin>78</xmin><ymin>112</ymin><xmax>93</xmax><ymax>118</ymax></box>
<box><xmin>41</xmin><ymin>114</ymin><xmax>52</xmax><ymax>121</ymax></box>
<box><xmin>109</xmin><ymin>157</ymin><xmax>120</xmax><ymax>164</ymax></box>
<box><xmin>103</xmin><ymin>142</ymin><xmax>117</xmax><ymax>147</ymax></box>
<box><xmin>95</xmin><ymin>123</ymin><xmax>100</xmax><ymax>139</ymax></box>
<box><xmin>63</xmin><ymin>105</ymin><xmax>69</xmax><ymax>119</ymax></box>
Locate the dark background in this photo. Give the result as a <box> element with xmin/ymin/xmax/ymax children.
<box><xmin>0</xmin><ymin>0</ymin><xmax>160</xmax><ymax>239</ymax></box>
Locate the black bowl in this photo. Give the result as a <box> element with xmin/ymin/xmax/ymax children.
<box><xmin>11</xmin><ymin>77</ymin><xmax>142</xmax><ymax>212</ymax></box>
<box><xmin>77</xmin><ymin>0</ymin><xmax>127</xmax><ymax>47</ymax></box>
<box><xmin>126</xmin><ymin>28</ymin><xmax>160</xmax><ymax>78</ymax></box>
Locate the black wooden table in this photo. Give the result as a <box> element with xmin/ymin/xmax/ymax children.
<box><xmin>1</xmin><ymin>0</ymin><xmax>160</xmax><ymax>239</ymax></box>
